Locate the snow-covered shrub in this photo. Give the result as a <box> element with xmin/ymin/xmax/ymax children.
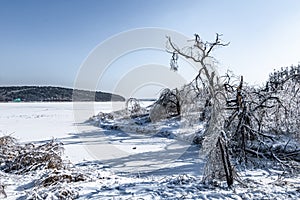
<box><xmin>221</xmin><ymin>70</ymin><xmax>300</xmax><ymax>169</ymax></box>
<box><xmin>94</xmin><ymin>112</ymin><xmax>114</xmax><ymax>121</ymax></box>
<box><xmin>178</xmin><ymin>83</ymin><xmax>205</xmax><ymax>126</ymax></box>
<box><xmin>26</xmin><ymin>184</ymin><xmax>79</xmax><ymax>200</ymax></box>
<box><xmin>164</xmin><ymin>174</ymin><xmax>196</xmax><ymax>185</ymax></box>
<box><xmin>149</xmin><ymin>103</ymin><xmax>168</xmax><ymax>122</ymax></box>
<box><xmin>150</xmin><ymin>83</ymin><xmax>207</xmax><ymax>124</ymax></box>
<box><xmin>150</xmin><ymin>88</ymin><xmax>180</xmax><ymax>122</ymax></box>
<box><xmin>261</xmin><ymin>77</ymin><xmax>300</xmax><ymax>139</ymax></box>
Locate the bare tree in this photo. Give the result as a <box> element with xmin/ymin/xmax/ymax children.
<box><xmin>166</xmin><ymin>33</ymin><xmax>235</xmax><ymax>186</ymax></box>
<box><xmin>126</xmin><ymin>98</ymin><xmax>141</xmax><ymax>116</ymax></box>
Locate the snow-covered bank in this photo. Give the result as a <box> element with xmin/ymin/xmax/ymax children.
<box><xmin>1</xmin><ymin>161</ymin><xmax>299</xmax><ymax>199</ymax></box>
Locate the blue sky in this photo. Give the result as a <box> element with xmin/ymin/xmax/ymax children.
<box><xmin>1</xmin><ymin>0</ymin><xmax>300</xmax><ymax>91</ymax></box>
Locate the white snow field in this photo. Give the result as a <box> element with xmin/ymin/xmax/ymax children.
<box><xmin>0</xmin><ymin>102</ymin><xmax>299</xmax><ymax>199</ymax></box>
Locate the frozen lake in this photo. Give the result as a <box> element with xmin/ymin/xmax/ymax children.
<box><xmin>0</xmin><ymin>102</ymin><xmax>201</xmax><ymax>175</ymax></box>
<box><xmin>0</xmin><ymin>102</ymin><xmax>124</xmax><ymax>141</ymax></box>
<box><xmin>0</xmin><ymin>102</ymin><xmax>118</xmax><ymax>163</ymax></box>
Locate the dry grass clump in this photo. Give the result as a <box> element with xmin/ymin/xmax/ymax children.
<box><xmin>40</xmin><ymin>170</ymin><xmax>86</xmax><ymax>187</ymax></box>
<box><xmin>0</xmin><ymin>135</ymin><xmax>19</xmax><ymax>167</ymax></box>
<box><xmin>0</xmin><ymin>184</ymin><xmax>7</xmax><ymax>198</ymax></box>
<box><xmin>0</xmin><ymin>136</ymin><xmax>64</xmax><ymax>174</ymax></box>
<box><xmin>0</xmin><ymin>135</ymin><xmax>88</xmax><ymax>199</ymax></box>
<box><xmin>0</xmin><ymin>135</ymin><xmax>16</xmax><ymax>146</ymax></box>
<box><xmin>26</xmin><ymin>170</ymin><xmax>86</xmax><ymax>199</ymax></box>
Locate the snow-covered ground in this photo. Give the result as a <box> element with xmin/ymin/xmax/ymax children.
<box><xmin>0</xmin><ymin>102</ymin><xmax>299</xmax><ymax>199</ymax></box>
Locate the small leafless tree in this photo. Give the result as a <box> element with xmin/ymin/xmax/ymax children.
<box><xmin>126</xmin><ymin>98</ymin><xmax>141</xmax><ymax>116</ymax></box>
<box><xmin>167</xmin><ymin>33</ymin><xmax>235</xmax><ymax>186</ymax></box>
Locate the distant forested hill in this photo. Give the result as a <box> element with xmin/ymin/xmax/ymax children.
<box><xmin>0</xmin><ymin>86</ymin><xmax>125</xmax><ymax>102</ymax></box>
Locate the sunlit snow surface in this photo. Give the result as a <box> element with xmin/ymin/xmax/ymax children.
<box><xmin>0</xmin><ymin>102</ymin><xmax>299</xmax><ymax>199</ymax></box>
